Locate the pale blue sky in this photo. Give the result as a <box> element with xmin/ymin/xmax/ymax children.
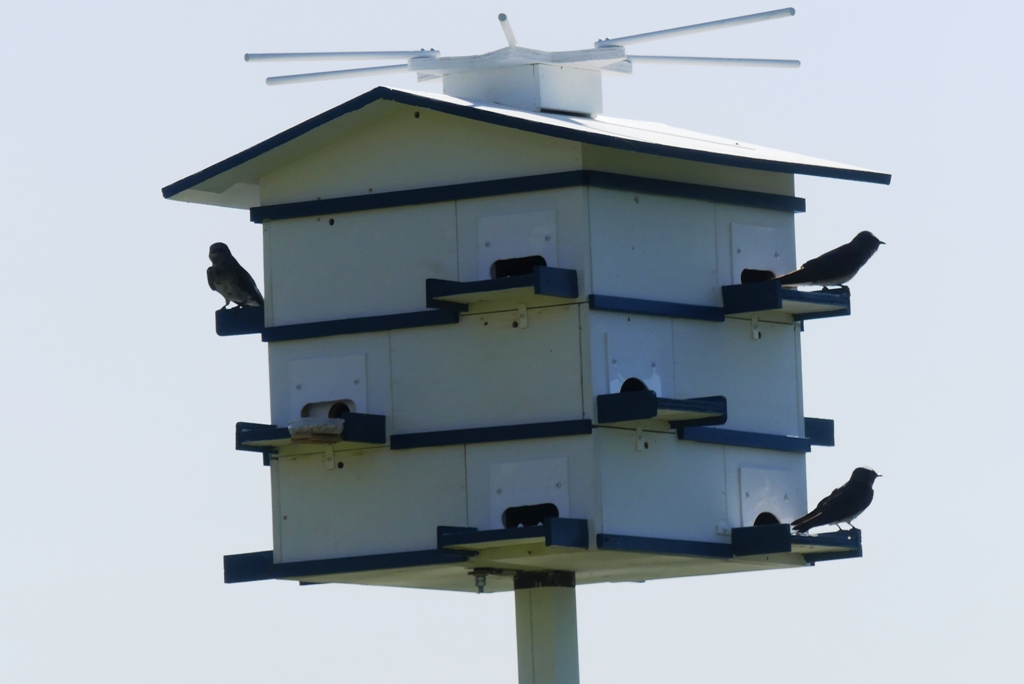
<box><xmin>2</xmin><ymin>1</ymin><xmax>1022</xmax><ymax>682</ymax></box>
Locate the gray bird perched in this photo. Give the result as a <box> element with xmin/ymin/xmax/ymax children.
<box><xmin>207</xmin><ymin>242</ymin><xmax>264</xmax><ymax>309</ymax></box>
<box><xmin>791</xmin><ymin>467</ymin><xmax>880</xmax><ymax>534</ymax></box>
<box><xmin>775</xmin><ymin>231</ymin><xmax>884</xmax><ymax>291</ymax></box>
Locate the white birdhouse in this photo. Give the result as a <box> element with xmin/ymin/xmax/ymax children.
<box><xmin>165</xmin><ymin>9</ymin><xmax>888</xmax><ymax>682</ymax></box>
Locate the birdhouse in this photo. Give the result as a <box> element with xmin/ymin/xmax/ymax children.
<box><xmin>164</xmin><ymin>10</ymin><xmax>888</xmax><ymax>682</ymax></box>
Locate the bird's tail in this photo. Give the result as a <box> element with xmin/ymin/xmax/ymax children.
<box><xmin>790</xmin><ymin>510</ymin><xmax>821</xmax><ymax>534</ymax></box>
<box><xmin>774</xmin><ymin>269</ymin><xmax>807</xmax><ymax>285</ymax></box>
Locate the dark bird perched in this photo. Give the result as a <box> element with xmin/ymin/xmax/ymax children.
<box><xmin>791</xmin><ymin>467</ymin><xmax>880</xmax><ymax>534</ymax></box>
<box><xmin>207</xmin><ymin>242</ymin><xmax>264</xmax><ymax>309</ymax></box>
<box><xmin>775</xmin><ymin>231</ymin><xmax>884</xmax><ymax>291</ymax></box>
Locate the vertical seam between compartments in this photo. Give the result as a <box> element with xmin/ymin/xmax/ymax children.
<box><xmin>387</xmin><ymin>330</ymin><xmax>396</xmax><ymax>437</ymax></box>
<box><xmin>793</xmin><ymin>323</ymin><xmax>805</xmax><ymax>437</ymax></box>
<box><xmin>453</xmin><ymin>199</ymin><xmax>462</xmax><ymax>282</ymax></box>
<box><xmin>463</xmin><ymin>445</ymin><xmax>470</xmax><ymax>529</ymax></box>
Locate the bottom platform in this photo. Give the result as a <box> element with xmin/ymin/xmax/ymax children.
<box><xmin>224</xmin><ymin>521</ymin><xmax>861</xmax><ymax>592</ymax></box>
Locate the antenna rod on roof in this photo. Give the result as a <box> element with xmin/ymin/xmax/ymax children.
<box><xmin>245</xmin><ymin>50</ymin><xmax>439</xmax><ymax>62</ymax></box>
<box><xmin>266</xmin><ymin>63</ymin><xmax>410</xmax><ymax>85</ymax></box>
<box><xmin>595</xmin><ymin>7</ymin><xmax>795</xmax><ymax>47</ymax></box>
<box><xmin>628</xmin><ymin>55</ymin><xmax>799</xmax><ymax>68</ymax></box>
<box><xmin>498</xmin><ymin>13</ymin><xmax>518</xmax><ymax>47</ymax></box>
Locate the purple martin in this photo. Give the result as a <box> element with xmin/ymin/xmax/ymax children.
<box><xmin>775</xmin><ymin>231</ymin><xmax>884</xmax><ymax>291</ymax></box>
<box><xmin>792</xmin><ymin>467</ymin><xmax>880</xmax><ymax>534</ymax></box>
<box><xmin>207</xmin><ymin>242</ymin><xmax>264</xmax><ymax>309</ymax></box>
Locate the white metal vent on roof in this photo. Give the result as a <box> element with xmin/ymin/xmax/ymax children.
<box><xmin>244</xmin><ymin>8</ymin><xmax>800</xmax><ymax>115</ymax></box>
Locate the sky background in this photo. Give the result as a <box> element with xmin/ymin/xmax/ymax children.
<box><xmin>2</xmin><ymin>1</ymin><xmax>1022</xmax><ymax>682</ymax></box>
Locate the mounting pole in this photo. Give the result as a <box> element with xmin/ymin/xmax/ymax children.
<box><xmin>514</xmin><ymin>572</ymin><xmax>579</xmax><ymax>684</ymax></box>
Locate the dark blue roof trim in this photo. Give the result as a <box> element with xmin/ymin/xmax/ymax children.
<box><xmin>392</xmin><ymin>89</ymin><xmax>891</xmax><ymax>185</ymax></box>
<box><xmin>261</xmin><ymin>307</ymin><xmax>459</xmax><ymax>343</ymax></box>
<box><xmin>162</xmin><ymin>88</ymin><xmax>395</xmax><ymax>200</ymax></box>
<box><xmin>254</xmin><ymin>171</ymin><xmax>581</xmax><ymax>222</ymax></box>
<box><xmin>249</xmin><ymin>169</ymin><xmax>805</xmax><ymax>223</ymax></box>
<box><xmin>223</xmin><ymin>548</ymin><xmax>469</xmax><ymax>584</ymax></box>
<box><xmin>437</xmin><ymin>518</ymin><xmax>589</xmax><ymax>551</ymax></box>
<box><xmin>426</xmin><ymin>266</ymin><xmax>579</xmax><ymax>312</ymax></box>
<box><xmin>596</xmin><ymin>533</ymin><xmax>733</xmax><ymax>559</ymax></box>
<box><xmin>588</xmin><ymin>294</ymin><xmax>725</xmax><ymax>322</ymax></box>
<box><xmin>390</xmin><ymin>419</ymin><xmax>592</xmax><ymax>450</ymax></box>
<box><xmin>215</xmin><ymin>307</ymin><xmax>265</xmax><ymax>336</ymax></box>
<box><xmin>678</xmin><ymin>426</ymin><xmax>812</xmax><ymax>453</ymax></box>
<box><xmin>804</xmin><ymin>418</ymin><xmax>835</xmax><ymax>447</ymax></box>
<box><xmin>162</xmin><ymin>87</ymin><xmax>889</xmax><ymax>200</ymax></box>
<box><xmin>587</xmin><ymin>171</ymin><xmax>806</xmax><ymax>211</ymax></box>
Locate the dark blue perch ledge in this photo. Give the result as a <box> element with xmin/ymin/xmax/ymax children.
<box><xmin>437</xmin><ymin>518</ymin><xmax>589</xmax><ymax>551</ymax></box>
<box><xmin>236</xmin><ymin>414</ymin><xmax>387</xmax><ymax>457</ymax></box>
<box><xmin>215</xmin><ymin>306</ymin><xmax>266</xmax><ymax>336</ymax></box>
<box><xmin>390</xmin><ymin>419</ymin><xmax>592</xmax><ymax>450</ymax></box>
<box><xmin>426</xmin><ymin>266</ymin><xmax>579</xmax><ymax>312</ymax></box>
<box><xmin>224</xmin><ymin>548</ymin><xmax>470</xmax><ymax>584</ymax></box>
<box><xmin>722</xmin><ymin>281</ymin><xmax>850</xmax><ymax>322</ymax></box>
<box><xmin>224</xmin><ymin>522</ymin><xmax>859</xmax><ymax>584</ymax></box>
<box><xmin>599</xmin><ymin>526</ymin><xmax>860</xmax><ymax>564</ymax></box>
<box><xmin>732</xmin><ymin>524</ymin><xmax>861</xmax><ymax>563</ymax></box>
<box><xmin>214</xmin><ymin>307</ymin><xmax>460</xmax><ymax>339</ymax></box>
<box><xmin>588</xmin><ymin>294</ymin><xmax>724</xmax><ymax>322</ymax></box>
<box><xmin>678</xmin><ymin>418</ymin><xmax>834</xmax><ymax>453</ymax></box>
<box><xmin>596</xmin><ymin>391</ymin><xmax>727</xmax><ymax>427</ymax></box>
<box><xmin>224</xmin><ymin>519</ymin><xmax>589</xmax><ymax>585</ymax></box>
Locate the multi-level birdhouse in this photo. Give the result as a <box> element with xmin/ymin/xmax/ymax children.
<box><xmin>164</xmin><ymin>22</ymin><xmax>889</xmax><ymax>598</ymax></box>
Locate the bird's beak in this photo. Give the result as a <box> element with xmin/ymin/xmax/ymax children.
<box><xmin>879</xmin><ymin>241</ymin><xmax>886</xmax><ymax>245</ymax></box>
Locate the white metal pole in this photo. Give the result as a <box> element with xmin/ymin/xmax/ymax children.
<box><xmin>628</xmin><ymin>55</ymin><xmax>800</xmax><ymax>68</ymax></box>
<box><xmin>596</xmin><ymin>7</ymin><xmax>795</xmax><ymax>47</ymax></box>
<box><xmin>245</xmin><ymin>50</ymin><xmax>438</xmax><ymax>62</ymax></box>
<box><xmin>265</xmin><ymin>63</ymin><xmax>410</xmax><ymax>86</ymax></box>
<box><xmin>514</xmin><ymin>572</ymin><xmax>579</xmax><ymax>684</ymax></box>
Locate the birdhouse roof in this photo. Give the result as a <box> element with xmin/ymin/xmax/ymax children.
<box><xmin>162</xmin><ymin>86</ymin><xmax>890</xmax><ymax>208</ymax></box>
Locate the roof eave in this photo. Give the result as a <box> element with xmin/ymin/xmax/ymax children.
<box><xmin>162</xmin><ymin>86</ymin><xmax>890</xmax><ymax>206</ymax></box>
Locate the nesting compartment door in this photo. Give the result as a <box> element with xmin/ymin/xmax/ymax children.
<box><xmin>729</xmin><ymin>223</ymin><xmax>796</xmax><ymax>284</ymax></box>
<box><xmin>477</xmin><ymin>210</ymin><xmax>558</xmax><ymax>279</ymax></box>
<box><xmin>604</xmin><ymin>327</ymin><xmax>674</xmax><ymax>397</ymax></box>
<box><xmin>455</xmin><ymin>188</ymin><xmax>589</xmax><ymax>301</ymax></box>
<box><xmin>465</xmin><ymin>434</ymin><xmax>597</xmax><ymax>532</ymax></box>
<box><xmin>288</xmin><ymin>354</ymin><xmax>367</xmax><ymax>419</ymax></box>
<box><xmin>488</xmin><ymin>457</ymin><xmax>570</xmax><ymax>530</ymax></box>
<box><xmin>738</xmin><ymin>466</ymin><xmax>804</xmax><ymax>527</ymax></box>
<box><xmin>268</xmin><ymin>333</ymin><xmax>392</xmax><ymax>430</ymax></box>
